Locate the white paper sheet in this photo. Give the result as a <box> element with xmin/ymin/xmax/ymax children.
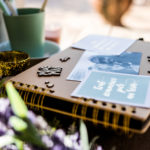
<box><xmin>72</xmin><ymin>34</ymin><xmax>136</xmax><ymax>55</ymax></box>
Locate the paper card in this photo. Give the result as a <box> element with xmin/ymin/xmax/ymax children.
<box><xmin>67</xmin><ymin>51</ymin><xmax>142</xmax><ymax>81</ymax></box>
<box><xmin>72</xmin><ymin>71</ymin><xmax>150</xmax><ymax>108</ymax></box>
<box><xmin>72</xmin><ymin>34</ymin><xmax>136</xmax><ymax>55</ymax></box>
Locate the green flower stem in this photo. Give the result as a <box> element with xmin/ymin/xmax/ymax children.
<box><xmin>5</xmin><ymin>82</ymin><xmax>28</xmax><ymax>118</ymax></box>
<box><xmin>80</xmin><ymin>120</ymin><xmax>90</xmax><ymax>150</ymax></box>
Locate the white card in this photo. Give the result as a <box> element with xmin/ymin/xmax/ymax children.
<box><xmin>72</xmin><ymin>34</ymin><xmax>136</xmax><ymax>55</ymax></box>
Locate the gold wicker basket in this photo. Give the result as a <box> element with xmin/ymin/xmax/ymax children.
<box><xmin>0</xmin><ymin>51</ymin><xmax>30</xmax><ymax>77</ymax></box>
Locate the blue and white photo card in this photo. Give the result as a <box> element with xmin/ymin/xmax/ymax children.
<box><xmin>72</xmin><ymin>71</ymin><xmax>150</xmax><ymax>108</ymax></box>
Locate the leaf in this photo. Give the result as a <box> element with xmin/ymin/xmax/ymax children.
<box><xmin>14</xmin><ymin>138</ymin><xmax>24</xmax><ymax>150</ymax></box>
<box><xmin>9</xmin><ymin>115</ymin><xmax>45</xmax><ymax>148</ymax></box>
<box><xmin>89</xmin><ymin>136</ymin><xmax>99</xmax><ymax>150</ymax></box>
<box><xmin>20</xmin><ymin>118</ymin><xmax>46</xmax><ymax>148</ymax></box>
<box><xmin>9</xmin><ymin>116</ymin><xmax>27</xmax><ymax>132</ymax></box>
<box><xmin>5</xmin><ymin>82</ymin><xmax>28</xmax><ymax>118</ymax></box>
<box><xmin>0</xmin><ymin>135</ymin><xmax>15</xmax><ymax>148</ymax></box>
<box><xmin>0</xmin><ymin>135</ymin><xmax>24</xmax><ymax>150</ymax></box>
<box><xmin>0</xmin><ymin>78</ymin><xmax>6</xmax><ymax>97</ymax></box>
<box><xmin>0</xmin><ymin>78</ymin><xmax>5</xmax><ymax>88</ymax></box>
<box><xmin>11</xmin><ymin>118</ymin><xmax>46</xmax><ymax>148</ymax></box>
<box><xmin>5</xmin><ymin>82</ymin><xmax>45</xmax><ymax>148</ymax></box>
<box><xmin>80</xmin><ymin>120</ymin><xmax>90</xmax><ymax>150</ymax></box>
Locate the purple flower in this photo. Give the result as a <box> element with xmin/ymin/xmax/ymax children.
<box><xmin>52</xmin><ymin>143</ymin><xmax>69</xmax><ymax>150</ymax></box>
<box><xmin>0</xmin><ymin>98</ymin><xmax>9</xmax><ymax>115</ymax></box>
<box><xmin>52</xmin><ymin>129</ymin><xmax>66</xmax><ymax>143</ymax></box>
<box><xmin>27</xmin><ymin>111</ymin><xmax>37</xmax><ymax>124</ymax></box>
<box><xmin>0</xmin><ymin>121</ymin><xmax>7</xmax><ymax>136</ymax></box>
<box><xmin>42</xmin><ymin>135</ymin><xmax>53</xmax><ymax>148</ymax></box>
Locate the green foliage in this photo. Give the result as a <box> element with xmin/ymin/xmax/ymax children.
<box><xmin>0</xmin><ymin>135</ymin><xmax>24</xmax><ymax>150</ymax></box>
<box><xmin>80</xmin><ymin>120</ymin><xmax>100</xmax><ymax>150</ymax></box>
<box><xmin>9</xmin><ymin>116</ymin><xmax>28</xmax><ymax>132</ymax></box>
<box><xmin>14</xmin><ymin>139</ymin><xmax>24</xmax><ymax>150</ymax></box>
<box><xmin>14</xmin><ymin>117</ymin><xmax>45</xmax><ymax>148</ymax></box>
<box><xmin>3</xmin><ymin>82</ymin><xmax>45</xmax><ymax>149</ymax></box>
<box><xmin>89</xmin><ymin>136</ymin><xmax>99</xmax><ymax>150</ymax></box>
<box><xmin>6</xmin><ymin>82</ymin><xmax>28</xmax><ymax>118</ymax></box>
<box><xmin>80</xmin><ymin>120</ymin><xmax>90</xmax><ymax>150</ymax></box>
<box><xmin>1</xmin><ymin>82</ymin><xmax>100</xmax><ymax>150</ymax></box>
<box><xmin>0</xmin><ymin>135</ymin><xmax>15</xmax><ymax>148</ymax></box>
<box><xmin>0</xmin><ymin>79</ymin><xmax>6</xmax><ymax>97</ymax></box>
